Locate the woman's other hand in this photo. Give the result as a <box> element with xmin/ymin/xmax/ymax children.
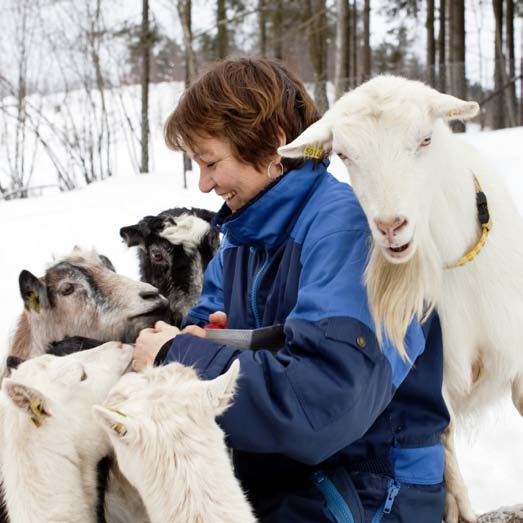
<box><xmin>209</xmin><ymin>311</ymin><xmax>227</xmax><ymax>326</ymax></box>
<box><xmin>133</xmin><ymin>321</ymin><xmax>180</xmax><ymax>372</ymax></box>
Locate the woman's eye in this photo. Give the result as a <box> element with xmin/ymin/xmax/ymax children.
<box><xmin>59</xmin><ymin>283</ymin><xmax>75</xmax><ymax>296</ymax></box>
<box><xmin>419</xmin><ymin>136</ymin><xmax>432</xmax><ymax>148</ymax></box>
<box><xmin>206</xmin><ymin>161</ymin><xmax>217</xmax><ymax>169</ymax></box>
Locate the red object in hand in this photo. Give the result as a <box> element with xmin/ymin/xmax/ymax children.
<box><xmin>204</xmin><ymin>322</ymin><xmax>228</xmax><ymax>330</ymax></box>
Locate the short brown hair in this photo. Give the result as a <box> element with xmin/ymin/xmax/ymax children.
<box><xmin>164</xmin><ymin>57</ymin><xmax>321</xmax><ymax>172</ymax></box>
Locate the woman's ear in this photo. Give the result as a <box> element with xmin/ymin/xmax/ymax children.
<box><xmin>277</xmin><ymin>127</ymin><xmax>286</xmax><ymax>149</ymax></box>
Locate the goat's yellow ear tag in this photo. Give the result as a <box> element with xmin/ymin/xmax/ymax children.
<box><xmin>28</xmin><ymin>292</ymin><xmax>41</xmax><ymax>313</ymax></box>
<box><xmin>112</xmin><ymin>422</ymin><xmax>127</xmax><ymax>436</ymax></box>
<box><xmin>29</xmin><ymin>400</ymin><xmax>45</xmax><ymax>428</ymax></box>
<box><xmin>303</xmin><ymin>144</ymin><xmax>323</xmax><ymax>159</ymax></box>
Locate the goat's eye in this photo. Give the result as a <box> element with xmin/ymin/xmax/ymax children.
<box><xmin>336</xmin><ymin>152</ymin><xmax>349</xmax><ymax>161</ymax></box>
<box><xmin>419</xmin><ymin>136</ymin><xmax>432</xmax><ymax>148</ymax></box>
<box><xmin>59</xmin><ymin>283</ymin><xmax>75</xmax><ymax>296</ymax></box>
<box><xmin>80</xmin><ymin>369</ymin><xmax>88</xmax><ymax>381</ymax></box>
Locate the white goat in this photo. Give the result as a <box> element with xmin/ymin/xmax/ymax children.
<box><xmin>0</xmin><ymin>342</ymin><xmax>134</xmax><ymax>523</ymax></box>
<box><xmin>279</xmin><ymin>75</ymin><xmax>523</xmax><ymax>523</ymax></box>
<box><xmin>94</xmin><ymin>360</ymin><xmax>257</xmax><ymax>523</ymax></box>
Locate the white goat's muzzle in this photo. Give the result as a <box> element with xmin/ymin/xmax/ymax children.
<box><xmin>372</xmin><ymin>215</ymin><xmax>416</xmax><ymax>263</ymax></box>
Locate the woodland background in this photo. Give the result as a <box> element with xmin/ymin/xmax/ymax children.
<box><xmin>0</xmin><ymin>0</ymin><xmax>522</xmax><ymax>199</ymax></box>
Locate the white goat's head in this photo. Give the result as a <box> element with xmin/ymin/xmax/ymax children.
<box><xmin>280</xmin><ymin>75</ymin><xmax>479</xmax><ymax>264</ymax></box>
<box><xmin>93</xmin><ymin>361</ymin><xmax>239</xmax><ymax>485</ymax></box>
<box><xmin>1</xmin><ymin>342</ymin><xmax>134</xmax><ymax>442</ymax></box>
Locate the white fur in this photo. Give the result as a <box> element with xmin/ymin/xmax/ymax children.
<box><xmin>280</xmin><ymin>75</ymin><xmax>523</xmax><ymax>523</ymax></box>
<box><xmin>0</xmin><ymin>342</ymin><xmax>134</xmax><ymax>523</ymax></box>
<box><xmin>160</xmin><ymin>214</ymin><xmax>212</xmax><ymax>255</ymax></box>
<box><xmin>94</xmin><ymin>360</ymin><xmax>257</xmax><ymax>523</ymax></box>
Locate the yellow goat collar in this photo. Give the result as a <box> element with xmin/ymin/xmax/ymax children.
<box><xmin>444</xmin><ymin>174</ymin><xmax>492</xmax><ymax>269</ymax></box>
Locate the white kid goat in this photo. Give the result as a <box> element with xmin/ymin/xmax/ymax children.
<box><xmin>94</xmin><ymin>360</ymin><xmax>257</xmax><ymax>523</ymax></box>
<box><xmin>279</xmin><ymin>75</ymin><xmax>523</xmax><ymax>523</ymax></box>
<box><xmin>0</xmin><ymin>342</ymin><xmax>134</xmax><ymax>523</ymax></box>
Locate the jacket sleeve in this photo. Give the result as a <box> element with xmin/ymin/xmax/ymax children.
<box><xmin>162</xmin><ymin>227</ymin><xmax>428</xmax><ymax>465</ymax></box>
<box><xmin>181</xmin><ymin>243</ymin><xmax>226</xmax><ymax>328</ymax></box>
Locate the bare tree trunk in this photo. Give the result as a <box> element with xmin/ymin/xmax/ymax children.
<box><xmin>450</xmin><ymin>0</ymin><xmax>466</xmax><ymax>131</ymax></box>
<box><xmin>335</xmin><ymin>0</ymin><xmax>348</xmax><ymax>99</ymax></box>
<box><xmin>178</xmin><ymin>0</ymin><xmax>196</xmax><ymax>189</ymax></box>
<box><xmin>88</xmin><ymin>0</ymin><xmax>111</xmax><ymax>179</ymax></box>
<box><xmin>520</xmin><ymin>21</ymin><xmax>523</xmax><ymax>126</ymax></box>
<box><xmin>272</xmin><ymin>0</ymin><xmax>283</xmax><ymax>60</ymax></box>
<box><xmin>140</xmin><ymin>0</ymin><xmax>150</xmax><ymax>174</ymax></box>
<box><xmin>305</xmin><ymin>0</ymin><xmax>329</xmax><ymax>113</ymax></box>
<box><xmin>259</xmin><ymin>0</ymin><xmax>267</xmax><ymax>56</ymax></box>
<box><xmin>362</xmin><ymin>0</ymin><xmax>371</xmax><ymax>80</ymax></box>
<box><xmin>438</xmin><ymin>0</ymin><xmax>446</xmax><ymax>92</ymax></box>
<box><xmin>505</xmin><ymin>0</ymin><xmax>518</xmax><ymax>126</ymax></box>
<box><xmin>351</xmin><ymin>0</ymin><xmax>358</xmax><ymax>86</ymax></box>
<box><xmin>493</xmin><ymin>0</ymin><xmax>506</xmax><ymax>129</ymax></box>
<box><xmin>217</xmin><ymin>0</ymin><xmax>228</xmax><ymax>59</ymax></box>
<box><xmin>345</xmin><ymin>2</ymin><xmax>352</xmax><ymax>89</ymax></box>
<box><xmin>426</xmin><ymin>0</ymin><xmax>436</xmax><ymax>86</ymax></box>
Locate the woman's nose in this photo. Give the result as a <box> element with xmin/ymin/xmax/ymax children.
<box><xmin>198</xmin><ymin>169</ymin><xmax>214</xmax><ymax>193</ymax></box>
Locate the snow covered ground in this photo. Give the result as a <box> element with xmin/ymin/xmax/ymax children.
<box><xmin>0</xmin><ymin>127</ymin><xmax>522</xmax><ymax>514</ymax></box>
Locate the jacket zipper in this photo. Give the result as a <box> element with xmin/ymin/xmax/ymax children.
<box><xmin>250</xmin><ymin>248</ymin><xmax>269</xmax><ymax>328</ymax></box>
<box><xmin>371</xmin><ymin>479</ymin><xmax>401</xmax><ymax>523</ymax></box>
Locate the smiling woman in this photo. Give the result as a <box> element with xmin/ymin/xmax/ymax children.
<box><xmin>132</xmin><ymin>59</ymin><xmax>451</xmax><ymax>523</ymax></box>
<box><xmin>164</xmin><ymin>59</ymin><xmax>321</xmax><ymax>213</ymax></box>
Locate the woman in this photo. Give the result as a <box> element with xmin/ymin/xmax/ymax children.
<box><xmin>134</xmin><ymin>58</ymin><xmax>449</xmax><ymax>523</ymax></box>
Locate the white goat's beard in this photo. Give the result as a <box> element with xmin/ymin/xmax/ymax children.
<box><xmin>364</xmin><ymin>231</ymin><xmax>442</xmax><ymax>360</ymax></box>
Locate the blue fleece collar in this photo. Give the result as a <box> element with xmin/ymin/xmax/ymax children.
<box><xmin>213</xmin><ymin>160</ymin><xmax>329</xmax><ymax>247</ymax></box>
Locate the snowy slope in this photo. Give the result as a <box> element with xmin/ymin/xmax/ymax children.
<box><xmin>0</xmin><ymin>129</ymin><xmax>522</xmax><ymax>514</ymax></box>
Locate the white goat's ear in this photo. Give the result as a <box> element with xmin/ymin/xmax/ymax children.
<box><xmin>3</xmin><ymin>379</ymin><xmax>51</xmax><ymax>426</ymax></box>
<box><xmin>429</xmin><ymin>92</ymin><xmax>479</xmax><ymax>121</ymax></box>
<box><xmin>92</xmin><ymin>405</ymin><xmax>134</xmax><ymax>442</ymax></box>
<box><xmin>278</xmin><ymin>116</ymin><xmax>333</xmax><ymax>159</ymax></box>
<box><xmin>207</xmin><ymin>360</ymin><xmax>240</xmax><ymax>416</ymax></box>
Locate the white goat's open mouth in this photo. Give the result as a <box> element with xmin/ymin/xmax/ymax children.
<box><xmin>385</xmin><ymin>241</ymin><xmax>412</xmax><ymax>259</ymax></box>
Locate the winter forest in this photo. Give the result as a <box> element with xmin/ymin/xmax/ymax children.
<box><xmin>0</xmin><ymin>0</ymin><xmax>522</xmax><ymax>199</ymax></box>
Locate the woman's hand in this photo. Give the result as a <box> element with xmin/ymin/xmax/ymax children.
<box><xmin>133</xmin><ymin>321</ymin><xmax>180</xmax><ymax>372</ymax></box>
<box><xmin>209</xmin><ymin>311</ymin><xmax>227</xmax><ymax>325</ymax></box>
<box><xmin>180</xmin><ymin>311</ymin><xmax>228</xmax><ymax>338</ymax></box>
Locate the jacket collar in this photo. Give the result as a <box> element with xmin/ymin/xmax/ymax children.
<box><xmin>213</xmin><ymin>160</ymin><xmax>328</xmax><ymax>248</ymax></box>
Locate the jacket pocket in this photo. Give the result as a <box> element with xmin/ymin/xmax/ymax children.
<box><xmin>311</xmin><ymin>467</ymin><xmax>365</xmax><ymax>523</ymax></box>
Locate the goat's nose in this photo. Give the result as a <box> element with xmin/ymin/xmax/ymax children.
<box><xmin>139</xmin><ymin>289</ymin><xmax>160</xmax><ymax>301</ymax></box>
<box><xmin>375</xmin><ymin>216</ymin><xmax>408</xmax><ymax>237</ymax></box>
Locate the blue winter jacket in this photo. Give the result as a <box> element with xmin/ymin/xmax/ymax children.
<box><xmin>159</xmin><ymin>160</ymin><xmax>449</xmax><ymax>523</ymax></box>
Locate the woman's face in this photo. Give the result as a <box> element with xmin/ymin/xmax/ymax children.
<box><xmin>188</xmin><ymin>137</ymin><xmax>274</xmax><ymax>212</ymax></box>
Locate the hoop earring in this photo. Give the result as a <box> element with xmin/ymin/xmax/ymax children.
<box><xmin>267</xmin><ymin>160</ymin><xmax>284</xmax><ymax>179</ymax></box>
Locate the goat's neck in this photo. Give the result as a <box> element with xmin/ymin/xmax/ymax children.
<box><xmin>139</xmin><ymin>432</ymin><xmax>255</xmax><ymax>523</ymax></box>
<box><xmin>428</xmin><ymin>128</ymin><xmax>480</xmax><ymax>263</ymax></box>
<box><xmin>9</xmin><ymin>312</ymin><xmax>51</xmax><ymax>361</ymax></box>
<box><xmin>3</xmin><ymin>430</ymin><xmax>96</xmax><ymax>523</ymax></box>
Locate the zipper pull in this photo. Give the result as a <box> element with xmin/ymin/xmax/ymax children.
<box><xmin>383</xmin><ymin>480</ymin><xmax>401</xmax><ymax>513</ymax></box>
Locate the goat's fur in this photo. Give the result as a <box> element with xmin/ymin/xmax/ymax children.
<box><xmin>0</xmin><ymin>343</ymin><xmax>134</xmax><ymax>523</ymax></box>
<box><xmin>94</xmin><ymin>360</ymin><xmax>257</xmax><ymax>523</ymax></box>
<box><xmin>2</xmin><ymin>247</ymin><xmax>158</xmax><ymax>522</ymax></box>
<box><xmin>120</xmin><ymin>207</ymin><xmax>220</xmax><ymax>327</ymax></box>
<box><xmin>7</xmin><ymin>246</ymin><xmax>169</xmax><ymax>367</ymax></box>
<box><xmin>280</xmin><ymin>75</ymin><xmax>523</xmax><ymax>523</ymax></box>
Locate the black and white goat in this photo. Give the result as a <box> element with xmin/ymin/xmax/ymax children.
<box><xmin>120</xmin><ymin>207</ymin><xmax>220</xmax><ymax>327</ymax></box>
